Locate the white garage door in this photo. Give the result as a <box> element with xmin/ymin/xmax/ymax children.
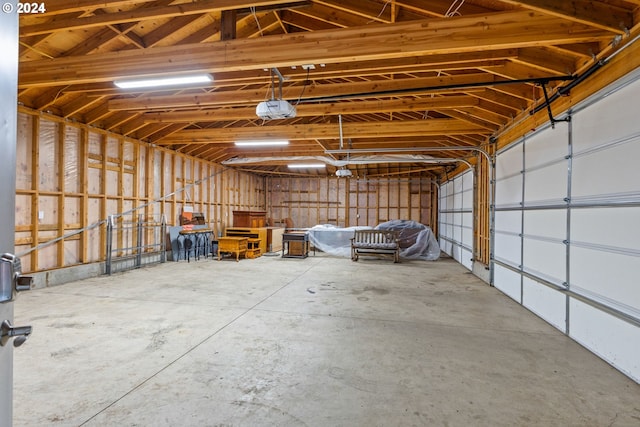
<box><xmin>439</xmin><ymin>169</ymin><xmax>474</xmax><ymax>270</ymax></box>
<box><xmin>493</xmin><ymin>69</ymin><xmax>640</xmax><ymax>383</ymax></box>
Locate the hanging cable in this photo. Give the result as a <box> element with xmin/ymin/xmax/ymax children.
<box><xmin>445</xmin><ymin>0</ymin><xmax>465</xmax><ymax>17</ymax></box>
<box><xmin>294</xmin><ymin>67</ymin><xmax>311</xmax><ymax>106</ymax></box>
<box><xmin>367</xmin><ymin>0</ymin><xmax>393</xmax><ymax>24</ymax></box>
<box><xmin>250</xmin><ymin>6</ymin><xmax>264</xmax><ymax>36</ymax></box>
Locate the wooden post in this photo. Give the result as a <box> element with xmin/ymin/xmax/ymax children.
<box><xmin>220</xmin><ymin>10</ymin><xmax>237</xmax><ymax>41</ymax></box>
<box><xmin>57</xmin><ymin>123</ymin><xmax>65</xmax><ymax>267</ymax></box>
<box><xmin>30</xmin><ymin>116</ymin><xmax>40</xmax><ymax>272</ymax></box>
<box><xmin>80</xmin><ymin>128</ymin><xmax>89</xmax><ymax>263</ymax></box>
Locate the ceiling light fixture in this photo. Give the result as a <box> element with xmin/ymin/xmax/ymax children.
<box><xmin>287</xmin><ymin>163</ymin><xmax>326</xmax><ymax>168</ymax></box>
<box><xmin>114</xmin><ymin>74</ymin><xmax>212</xmax><ymax>89</ymax></box>
<box><xmin>234</xmin><ymin>140</ymin><xmax>289</xmax><ymax>147</ymax></box>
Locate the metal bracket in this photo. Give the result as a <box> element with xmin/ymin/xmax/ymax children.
<box><xmin>1</xmin><ymin>319</ymin><xmax>32</xmax><ymax>347</ymax></box>
<box><xmin>540</xmin><ymin>82</ymin><xmax>571</xmax><ymax>129</ymax></box>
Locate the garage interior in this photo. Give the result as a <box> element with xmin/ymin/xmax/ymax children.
<box><xmin>8</xmin><ymin>0</ymin><xmax>640</xmax><ymax>425</ymax></box>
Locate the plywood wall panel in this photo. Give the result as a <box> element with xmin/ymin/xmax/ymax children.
<box><xmin>15</xmin><ymin>195</ymin><xmax>31</xmax><ymax>227</ymax></box>
<box><xmin>38</xmin><ymin>120</ymin><xmax>59</xmax><ymax>192</ymax></box>
<box><xmin>64</xmin><ymin>240</ymin><xmax>80</xmax><ymax>265</ymax></box>
<box><xmin>105</xmin><ymin>169</ymin><xmax>119</xmax><ymax>197</ymax></box>
<box><xmin>87</xmin><ymin>166</ymin><xmax>102</xmax><ymax>195</ymax></box>
<box><xmin>123</xmin><ymin>171</ymin><xmax>134</xmax><ymax>198</ymax></box>
<box><xmin>106</xmin><ymin>136</ymin><xmax>119</xmax><ymax>158</ymax></box>
<box><xmin>86</xmin><ymin>198</ymin><xmax>103</xmax><ymax>262</ymax></box>
<box><xmin>38</xmin><ymin>245</ymin><xmax>58</xmax><ymax>270</ymax></box>
<box><xmin>138</xmin><ymin>146</ymin><xmax>147</xmax><ymax>198</ymax></box>
<box><xmin>266</xmin><ymin>176</ymin><xmax>433</xmax><ymax>228</ymax></box>
<box><xmin>152</xmin><ymin>150</ymin><xmax>162</xmax><ymax>199</ymax></box>
<box><xmin>16</xmin><ymin>114</ymin><xmax>33</xmax><ymax>190</ymax></box>
<box><xmin>63</xmin><ymin>125</ymin><xmax>80</xmax><ymax>193</ymax></box>
<box><xmin>64</xmin><ymin>197</ymin><xmax>81</xmax><ymax>227</ymax></box>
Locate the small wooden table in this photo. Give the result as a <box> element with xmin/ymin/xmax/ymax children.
<box><xmin>217</xmin><ymin>236</ymin><xmax>248</xmax><ymax>261</ymax></box>
<box><xmin>246</xmin><ymin>238</ymin><xmax>261</xmax><ymax>258</ymax></box>
<box><xmin>282</xmin><ymin>232</ymin><xmax>310</xmax><ymax>258</ymax></box>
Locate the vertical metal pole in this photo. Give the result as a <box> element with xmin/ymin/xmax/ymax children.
<box><xmin>0</xmin><ymin>5</ymin><xmax>19</xmax><ymax>424</ymax></box>
<box><xmin>520</xmin><ymin>137</ymin><xmax>526</xmax><ymax>304</ymax></box>
<box><xmin>136</xmin><ymin>214</ymin><xmax>143</xmax><ymax>268</ymax></box>
<box><xmin>160</xmin><ymin>214</ymin><xmax>167</xmax><ymax>264</ymax></box>
<box><xmin>471</xmin><ymin>163</ymin><xmax>477</xmax><ymax>266</ymax></box>
<box><xmin>565</xmin><ymin>113</ymin><xmax>573</xmax><ymax>335</ymax></box>
<box><xmin>105</xmin><ymin>216</ymin><xmax>113</xmax><ymax>275</ymax></box>
<box><xmin>488</xmin><ymin>149</ymin><xmax>497</xmax><ymax>286</ymax></box>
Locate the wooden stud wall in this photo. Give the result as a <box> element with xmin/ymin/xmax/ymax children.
<box><xmin>15</xmin><ymin>108</ymin><xmax>265</xmax><ymax>274</ymax></box>
<box><xmin>474</xmin><ymin>154</ymin><xmax>491</xmax><ymax>265</ymax></box>
<box><xmin>266</xmin><ymin>176</ymin><xmax>436</xmax><ymax>229</ymax></box>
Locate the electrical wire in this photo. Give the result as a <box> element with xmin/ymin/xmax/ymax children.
<box><xmin>367</xmin><ymin>0</ymin><xmax>393</xmax><ymax>24</ymax></box>
<box><xmin>444</xmin><ymin>0</ymin><xmax>465</xmax><ymax>17</ymax></box>
<box><xmin>294</xmin><ymin>67</ymin><xmax>311</xmax><ymax>106</ymax></box>
<box><xmin>250</xmin><ymin>6</ymin><xmax>264</xmax><ymax>36</ymax></box>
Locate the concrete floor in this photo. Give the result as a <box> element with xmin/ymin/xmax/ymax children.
<box><xmin>13</xmin><ymin>253</ymin><xmax>640</xmax><ymax>426</ymax></box>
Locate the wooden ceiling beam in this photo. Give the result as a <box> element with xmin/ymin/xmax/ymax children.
<box><xmin>59</xmin><ymin>50</ymin><xmax>519</xmax><ymax>96</ymax></box>
<box><xmin>441</xmin><ymin>110</ymin><xmax>499</xmax><ymax>131</ymax></box>
<box><xmin>155</xmin><ymin>119</ymin><xmax>489</xmax><ymax>144</ymax></box>
<box><xmin>499</xmin><ymin>0</ymin><xmax>633</xmax><ymax>34</ymax></box>
<box><xmin>290</xmin><ymin>2</ymin><xmax>361</xmax><ymax>27</ymax></box>
<box><xmin>20</xmin><ymin>0</ymin><xmax>309</xmax><ymax>36</ymax></box>
<box><xmin>141</xmin><ymin>96</ymin><xmax>480</xmax><ymax>122</ymax></box>
<box><xmin>120</xmin><ymin>116</ymin><xmax>149</xmax><ymax>137</ymax></box>
<box><xmin>19</xmin><ymin>11</ymin><xmax>613</xmax><ymax>88</ymax></box>
<box><xmin>142</xmin><ymin>15</ymin><xmax>206</xmax><ymax>48</ymax></box>
<box><xmin>466</xmin><ymin>89</ymin><xmax>528</xmax><ymax>112</ymax></box>
<box><xmin>393</xmin><ymin>0</ymin><xmax>494</xmax><ymax>17</ymax></box>
<box><xmin>134</xmin><ymin>123</ymin><xmax>187</xmax><ymax>141</ymax></box>
<box><xmin>62</xmin><ymin>94</ymin><xmax>106</xmax><ymax>118</ymax></box>
<box><xmin>279</xmin><ymin>10</ymin><xmax>337</xmax><ymax>31</ymax></box>
<box><xmin>515</xmin><ymin>47</ymin><xmax>578</xmax><ymax>75</ymax></box>
<box><xmin>315</xmin><ymin>0</ymin><xmax>393</xmax><ymax>23</ymax></box>
<box><xmin>481</xmin><ymin>62</ymin><xmax>569</xmax><ymax>81</ymax></box>
<box><xmin>107</xmin><ymin>74</ymin><xmax>498</xmax><ymax>111</ymax></box>
<box><xmin>83</xmin><ymin>103</ymin><xmax>112</xmax><ymax>126</ymax></box>
<box><xmin>35</xmin><ymin>0</ymin><xmax>156</xmax><ymax>16</ymax></box>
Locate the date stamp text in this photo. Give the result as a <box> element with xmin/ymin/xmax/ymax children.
<box><xmin>3</xmin><ymin>2</ymin><xmax>47</xmax><ymax>13</ymax></box>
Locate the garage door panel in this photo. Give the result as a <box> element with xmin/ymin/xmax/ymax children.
<box><xmin>523</xmin><ymin>239</ymin><xmax>565</xmax><ymax>285</ymax></box>
<box><xmin>523</xmin><ymin>277</ymin><xmax>566</xmax><ymax>331</ymax></box>
<box><xmin>525</xmin><ymin>130</ymin><xmax>568</xmax><ymax>169</ymax></box>
<box><xmin>572</xmin><ymin>138</ymin><xmax>640</xmax><ymax>198</ymax></box>
<box><xmin>494</xmin><ymin>264</ymin><xmax>521</xmax><ymax>302</ymax></box>
<box><xmin>524</xmin><ymin>162</ymin><xmax>567</xmax><ymax>203</ymax></box>
<box><xmin>569</xmin><ymin>298</ymin><xmax>640</xmax><ymax>383</ymax></box>
<box><xmin>570</xmin><ymin>247</ymin><xmax>640</xmax><ymax>312</ymax></box>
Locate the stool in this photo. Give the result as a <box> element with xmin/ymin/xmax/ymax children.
<box><xmin>246</xmin><ymin>238</ymin><xmax>261</xmax><ymax>259</ymax></box>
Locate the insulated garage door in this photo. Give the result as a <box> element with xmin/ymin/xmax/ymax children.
<box><xmin>439</xmin><ymin>169</ymin><xmax>473</xmax><ymax>270</ymax></box>
<box><xmin>493</xmin><ymin>70</ymin><xmax>640</xmax><ymax>383</ymax></box>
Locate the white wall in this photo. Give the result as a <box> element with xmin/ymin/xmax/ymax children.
<box><xmin>492</xmin><ymin>70</ymin><xmax>640</xmax><ymax>383</ymax></box>
<box><xmin>439</xmin><ymin>169</ymin><xmax>474</xmax><ymax>270</ymax></box>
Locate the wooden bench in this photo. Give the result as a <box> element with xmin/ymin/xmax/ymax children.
<box><xmin>350</xmin><ymin>229</ymin><xmax>400</xmax><ymax>263</ymax></box>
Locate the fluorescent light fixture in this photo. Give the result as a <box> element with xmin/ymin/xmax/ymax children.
<box><xmin>288</xmin><ymin>163</ymin><xmax>326</xmax><ymax>168</ymax></box>
<box><xmin>114</xmin><ymin>74</ymin><xmax>212</xmax><ymax>89</ymax></box>
<box><xmin>235</xmin><ymin>140</ymin><xmax>289</xmax><ymax>147</ymax></box>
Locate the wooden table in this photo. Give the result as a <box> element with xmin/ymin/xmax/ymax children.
<box><xmin>282</xmin><ymin>232</ymin><xmax>310</xmax><ymax>258</ymax></box>
<box><xmin>217</xmin><ymin>236</ymin><xmax>248</xmax><ymax>261</ymax></box>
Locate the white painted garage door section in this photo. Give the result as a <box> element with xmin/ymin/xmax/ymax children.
<box><xmin>492</xmin><ymin>70</ymin><xmax>640</xmax><ymax>383</ymax></box>
<box><xmin>568</xmin><ymin>75</ymin><xmax>640</xmax><ymax>383</ymax></box>
<box><xmin>493</xmin><ymin>141</ymin><xmax>524</xmax><ymax>301</ymax></box>
<box><xmin>438</xmin><ymin>169</ymin><xmax>473</xmax><ymax>270</ymax></box>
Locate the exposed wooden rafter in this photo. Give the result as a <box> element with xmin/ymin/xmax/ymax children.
<box><xmin>16</xmin><ymin>0</ymin><xmax>638</xmax><ymax>174</ymax></box>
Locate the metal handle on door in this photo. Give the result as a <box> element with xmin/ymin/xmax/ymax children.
<box><xmin>0</xmin><ymin>319</ymin><xmax>32</xmax><ymax>347</ymax></box>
